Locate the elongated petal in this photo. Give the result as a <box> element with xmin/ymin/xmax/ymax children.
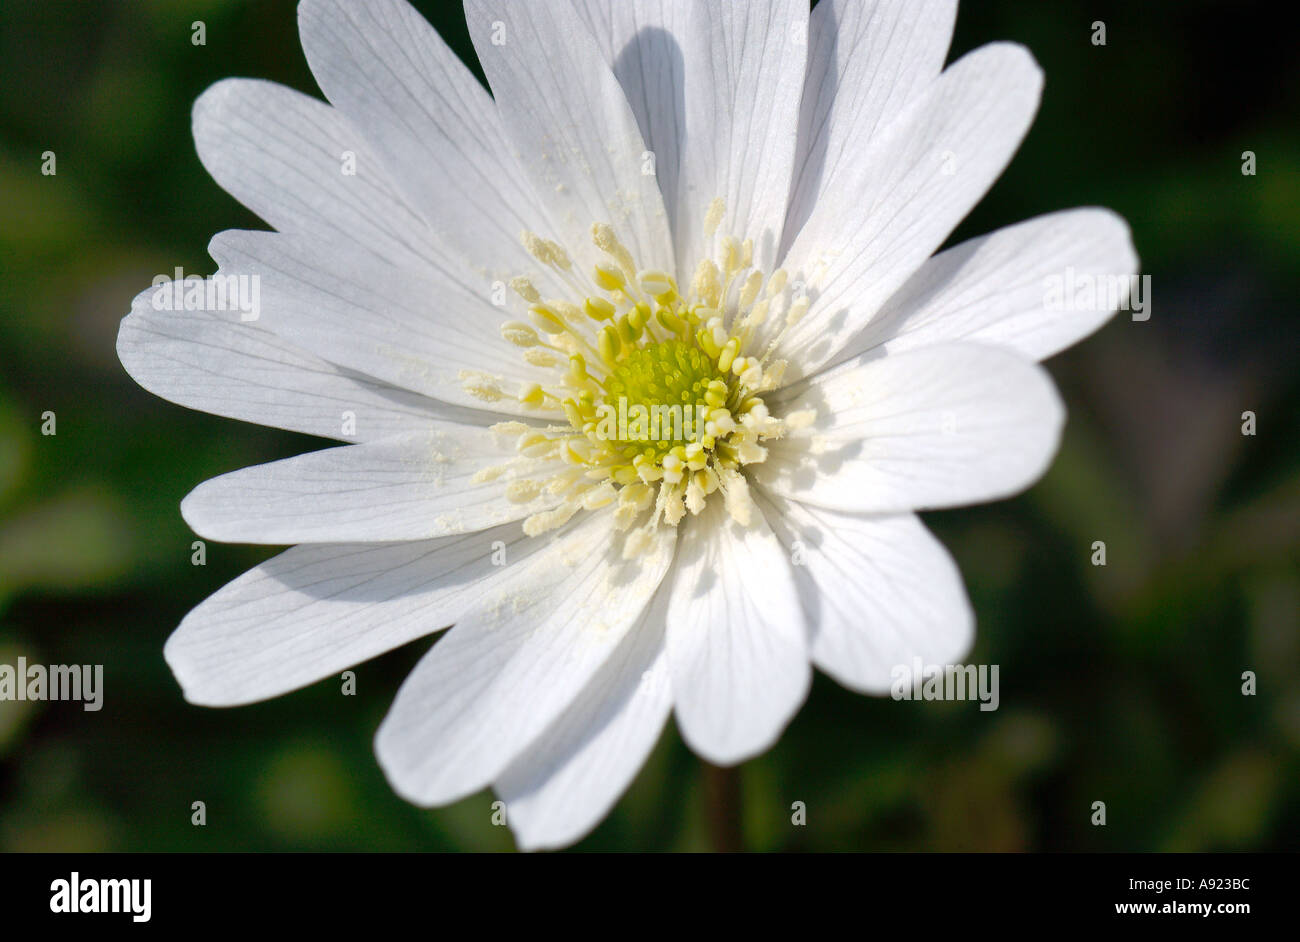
<box><xmin>755</xmin><ymin>493</ymin><xmax>973</xmax><ymax>694</ymax></box>
<box><xmin>118</xmin><ymin>284</ymin><xmax>473</xmax><ymax>441</ymax></box>
<box><xmin>757</xmin><ymin>343</ymin><xmax>1064</xmax><ymax>513</ymax></box>
<box><xmin>192</xmin><ymin>78</ymin><xmax>444</xmax><ymax>272</ymax></box>
<box><xmin>210</xmin><ymin>230</ymin><xmax>553</xmax><ymax>415</ymax></box>
<box><xmin>665</xmin><ymin>498</ymin><xmax>809</xmax><ymax>765</ymax></box>
<box><xmin>671</xmin><ymin>0</ymin><xmax>809</xmax><ymax>274</ymax></box>
<box><xmin>831</xmin><ymin>209</ymin><xmax>1140</xmax><ymax>364</ymax></box>
<box><xmin>180</xmin><ymin>429</ymin><xmax>559</xmax><ymax>544</ymax></box>
<box><xmin>298</xmin><ymin>0</ymin><xmax>556</xmax><ymax>288</ymax></box>
<box><xmin>464</xmin><ymin>0</ymin><xmax>674</xmax><ymax>275</ymax></box>
<box><xmin>777</xmin><ymin>43</ymin><xmax>1043</xmax><ymax>381</ymax></box>
<box><xmin>375</xmin><ymin>513</ymin><xmax>676</xmax><ymax>806</ymax></box>
<box><xmin>166</xmin><ymin>523</ymin><xmax>549</xmax><ymax>706</ymax></box>
<box><xmin>495</xmin><ymin>602</ymin><xmax>671</xmax><ymax>851</ymax></box>
<box><xmin>570</xmin><ymin>0</ymin><xmax>691</xmax><ymax>241</ymax></box>
<box><xmin>782</xmin><ymin>0</ymin><xmax>957</xmax><ymax>255</ymax></box>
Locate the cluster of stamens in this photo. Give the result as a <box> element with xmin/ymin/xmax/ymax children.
<box><xmin>466</xmin><ymin>199</ymin><xmax>815</xmax><ymax>556</ymax></box>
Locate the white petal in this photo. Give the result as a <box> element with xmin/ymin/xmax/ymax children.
<box><xmin>665</xmin><ymin>497</ymin><xmax>809</xmax><ymax>766</ymax></box>
<box><xmin>757</xmin><ymin>343</ymin><xmax>1065</xmax><ymax>513</ymax></box>
<box><xmin>777</xmin><ymin>43</ymin><xmax>1043</xmax><ymax>381</ymax></box>
<box><xmin>671</xmin><ymin>0</ymin><xmax>809</xmax><ymax>274</ymax></box>
<box><xmin>375</xmin><ymin>513</ymin><xmax>676</xmax><ymax>806</ymax></box>
<box><xmin>210</xmin><ymin>230</ymin><xmax>553</xmax><ymax>415</ymax></box>
<box><xmin>298</xmin><ymin>0</ymin><xmax>555</xmax><ymax>286</ymax></box>
<box><xmin>495</xmin><ymin>603</ymin><xmax>671</xmax><ymax>851</ymax></box>
<box><xmin>831</xmin><ymin>209</ymin><xmax>1140</xmax><ymax>363</ymax></box>
<box><xmin>464</xmin><ymin>0</ymin><xmax>674</xmax><ymax>274</ymax></box>
<box><xmin>754</xmin><ymin>492</ymin><xmax>973</xmax><ymax>694</ymax></box>
<box><xmin>782</xmin><ymin>0</ymin><xmax>957</xmax><ymax>256</ymax></box>
<box><xmin>570</xmin><ymin>0</ymin><xmax>691</xmax><ymax>242</ymax></box>
<box><xmin>180</xmin><ymin>429</ymin><xmax>559</xmax><ymax>544</ymax></box>
<box><xmin>166</xmin><ymin>523</ymin><xmax>550</xmax><ymax>706</ymax></box>
<box><xmin>191</xmin><ymin>78</ymin><xmax>443</xmax><ymax>272</ymax></box>
<box><xmin>117</xmin><ymin>284</ymin><xmax>480</xmax><ymax>441</ymax></box>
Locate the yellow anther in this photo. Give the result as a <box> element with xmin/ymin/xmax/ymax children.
<box><xmin>490</xmin><ymin>421</ymin><xmax>530</xmax><ymax>437</ymax></box>
<box><xmin>721</xmin><ymin>468</ymin><xmax>754</xmax><ymax>526</ymax></box>
<box><xmin>685</xmin><ymin>475</ymin><xmax>706</xmax><ymax>515</ymax></box>
<box><xmin>584</xmin><ymin>296</ymin><xmax>616</xmax><ymax>320</ymax></box>
<box><xmin>721</xmin><ymin>236</ymin><xmax>741</xmax><ymax>274</ymax></box>
<box><xmin>786</xmin><ymin>295</ymin><xmax>810</xmax><ymax>326</ymax></box>
<box><xmin>638</xmin><ymin>269</ymin><xmax>675</xmax><ymax>298</ymax></box>
<box><xmin>517</xmin><ymin>430</ymin><xmax>553</xmax><ymax>456</ymax></box>
<box><xmin>550</xmin><ymin>300</ymin><xmax>585</xmax><ymax>323</ymax></box>
<box><xmin>582</xmin><ymin>482</ymin><xmax>617</xmax><ymax>509</ymax></box>
<box><xmin>519</xmin><ymin>383</ymin><xmax>546</xmax><ymax>408</ymax></box>
<box><xmin>628</xmin><ymin>303</ymin><xmax>651</xmax><ymax>332</ymax></box>
<box><xmin>717</xmin><ymin>337</ymin><xmax>740</xmax><ymax>374</ymax></box>
<box><xmin>522</xmin><ymin>231</ymin><xmax>573</xmax><ymax>271</ymax></box>
<box><xmin>591</xmin><ymin>223</ymin><xmax>637</xmax><ymax>279</ymax></box>
<box><xmin>703</xmin><ymin>197</ymin><xmax>725</xmax><ymax>237</ymax></box>
<box><xmin>562</xmin><ymin>437</ymin><xmax>594</xmax><ymax>465</ymax></box>
<box><xmin>766</xmin><ymin>269</ymin><xmax>788</xmax><ymax>297</ymax></box>
<box><xmin>697</xmin><ymin>328</ymin><xmax>721</xmax><ymax>360</ymax></box>
<box><xmin>742</xmin><ymin>298</ymin><xmax>770</xmax><ymax>330</ymax></box>
<box><xmin>617</xmin><ymin>313</ymin><xmax>642</xmax><ymax>345</ymax></box>
<box><xmin>594</xmin><ymin>262</ymin><xmax>626</xmax><ymax>292</ymax></box>
<box><xmin>505</xmin><ymin>479</ymin><xmax>542</xmax><ymax>503</ymax></box>
<box><xmin>656</xmin><ymin>307</ymin><xmax>687</xmax><ymax>334</ymax></box>
<box><xmin>523</xmin><ymin>348</ymin><xmax>559</xmax><ymax>367</ymax></box>
<box><xmin>501</xmin><ymin>321</ymin><xmax>541</xmax><ymax>347</ymax></box>
<box><xmin>738</xmin><ymin>270</ymin><xmax>764</xmax><ymax>309</ymax></box>
<box><xmin>528</xmin><ymin>304</ymin><xmax>567</xmax><ymax>334</ymax></box>
<box><xmin>662</xmin><ymin>486</ymin><xmax>686</xmax><ymax>526</ymax></box>
<box><xmin>690</xmin><ymin>259</ymin><xmax>722</xmax><ymax>308</ymax></box>
<box><xmin>598</xmin><ymin>325</ymin><xmax>621</xmax><ymax>365</ymax></box>
<box><xmin>612</xmin><ymin>465</ymin><xmax>641</xmax><ymax>485</ymax></box>
<box><xmin>509</xmin><ymin>276</ymin><xmax>541</xmax><ymax>303</ymax></box>
<box><xmin>460</xmin><ymin>371</ymin><xmax>504</xmax><ymax>402</ymax></box>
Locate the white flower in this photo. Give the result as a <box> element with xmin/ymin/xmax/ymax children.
<box><xmin>118</xmin><ymin>0</ymin><xmax>1137</xmax><ymax>850</ymax></box>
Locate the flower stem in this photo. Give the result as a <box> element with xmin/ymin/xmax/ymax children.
<box><xmin>702</xmin><ymin>761</ymin><xmax>744</xmax><ymax>853</ymax></box>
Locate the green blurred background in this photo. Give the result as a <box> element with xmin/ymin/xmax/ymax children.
<box><xmin>0</xmin><ymin>0</ymin><xmax>1296</xmax><ymax>851</ymax></box>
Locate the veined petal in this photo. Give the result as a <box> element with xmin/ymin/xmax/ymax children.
<box><xmin>756</xmin><ymin>343</ymin><xmax>1064</xmax><ymax>513</ymax></box>
<box><xmin>570</xmin><ymin>0</ymin><xmax>692</xmax><ymax>243</ymax></box>
<box><xmin>166</xmin><ymin>523</ymin><xmax>547</xmax><ymax>706</ymax></box>
<box><xmin>673</xmin><ymin>0</ymin><xmax>809</xmax><ymax>274</ymax></box>
<box><xmin>192</xmin><ymin>78</ymin><xmax>444</xmax><ymax>273</ymax></box>
<box><xmin>298</xmin><ymin>0</ymin><xmax>558</xmax><ymax>288</ymax></box>
<box><xmin>180</xmin><ymin>428</ymin><xmax>561</xmax><ymax>544</ymax></box>
<box><xmin>754</xmin><ymin>493</ymin><xmax>973</xmax><ymax>694</ymax></box>
<box><xmin>495</xmin><ymin>601</ymin><xmax>671</xmax><ymax>851</ymax></box>
<box><xmin>829</xmin><ymin>208</ymin><xmax>1140</xmax><ymax>364</ymax></box>
<box><xmin>782</xmin><ymin>0</ymin><xmax>957</xmax><ymax>255</ymax></box>
<box><xmin>210</xmin><ymin>229</ymin><xmax>554</xmax><ymax>416</ymax></box>
<box><xmin>777</xmin><ymin>43</ymin><xmax>1043</xmax><ymax>381</ymax></box>
<box><xmin>118</xmin><ymin>283</ymin><xmax>477</xmax><ymax>441</ymax></box>
<box><xmin>375</xmin><ymin>512</ymin><xmax>676</xmax><ymax>806</ymax></box>
<box><xmin>665</xmin><ymin>497</ymin><xmax>809</xmax><ymax>765</ymax></box>
<box><xmin>464</xmin><ymin>0</ymin><xmax>674</xmax><ymax>275</ymax></box>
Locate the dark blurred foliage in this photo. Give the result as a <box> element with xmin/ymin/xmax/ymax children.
<box><xmin>0</xmin><ymin>0</ymin><xmax>1296</xmax><ymax>851</ymax></box>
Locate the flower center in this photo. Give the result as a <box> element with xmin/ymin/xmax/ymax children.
<box><xmin>466</xmin><ymin>199</ymin><xmax>815</xmax><ymax>555</ymax></box>
<box><xmin>602</xmin><ymin>339</ymin><xmax>721</xmax><ymax>460</ymax></box>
